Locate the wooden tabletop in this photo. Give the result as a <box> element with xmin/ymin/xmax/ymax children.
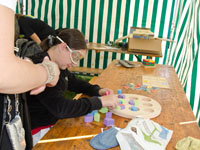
<box><xmin>33</xmin><ymin>60</ymin><xmax>200</xmax><ymax>150</ymax></box>
<box><xmin>87</xmin><ymin>42</ymin><xmax>162</xmax><ymax>57</ymax></box>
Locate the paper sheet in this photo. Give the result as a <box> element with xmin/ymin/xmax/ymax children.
<box><xmin>142</xmin><ymin>76</ymin><xmax>169</xmax><ymax>88</ymax></box>
<box><xmin>116</xmin><ymin>118</ymin><xmax>173</xmax><ymax>150</ymax></box>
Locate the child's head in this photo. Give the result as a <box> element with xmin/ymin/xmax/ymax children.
<box><xmin>41</xmin><ymin>28</ymin><xmax>87</xmax><ymax>51</ymax></box>
<box><xmin>41</xmin><ymin>29</ymin><xmax>87</xmax><ymax>69</ymax></box>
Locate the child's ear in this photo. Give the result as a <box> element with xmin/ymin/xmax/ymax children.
<box><xmin>58</xmin><ymin>42</ymin><xmax>67</xmax><ymax>50</ymax></box>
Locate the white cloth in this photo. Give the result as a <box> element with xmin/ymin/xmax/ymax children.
<box><xmin>32</xmin><ymin>127</ymin><xmax>51</xmax><ymax>146</ymax></box>
<box><xmin>0</xmin><ymin>0</ymin><xmax>17</xmax><ymax>12</ymax></box>
<box><xmin>116</xmin><ymin>118</ymin><xmax>173</xmax><ymax>150</ymax></box>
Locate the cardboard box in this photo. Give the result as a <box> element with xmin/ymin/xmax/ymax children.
<box><xmin>128</xmin><ymin>27</ymin><xmax>161</xmax><ymax>54</ymax></box>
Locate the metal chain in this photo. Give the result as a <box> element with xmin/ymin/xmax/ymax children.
<box><xmin>6</xmin><ymin>94</ymin><xmax>20</xmax><ymax>123</ymax></box>
<box><xmin>6</xmin><ymin>96</ymin><xmax>12</xmax><ymax>123</ymax></box>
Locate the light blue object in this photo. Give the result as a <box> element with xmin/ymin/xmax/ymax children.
<box><xmin>90</xmin><ymin>127</ymin><xmax>119</xmax><ymax>149</ymax></box>
<box><xmin>159</xmin><ymin>126</ymin><xmax>169</xmax><ymax>139</ymax></box>
<box><xmin>117</xmin><ymin>89</ymin><xmax>122</xmax><ymax>94</ymax></box>
<box><xmin>90</xmin><ymin>133</ymin><xmax>107</xmax><ymax>150</ymax></box>
<box><xmin>133</xmin><ymin>35</ymin><xmax>143</xmax><ymax>39</ymax></box>
<box><xmin>91</xmin><ymin>110</ymin><xmax>98</xmax><ymax>116</ymax></box>
<box><xmin>131</xmin><ymin>106</ymin><xmax>138</xmax><ymax>111</ymax></box>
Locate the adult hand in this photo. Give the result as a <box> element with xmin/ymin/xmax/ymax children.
<box><xmin>99</xmin><ymin>95</ymin><xmax>119</xmax><ymax>109</ymax></box>
<box><xmin>23</xmin><ymin>58</ymin><xmax>47</xmax><ymax>95</ymax></box>
<box><xmin>98</xmin><ymin>88</ymin><xmax>114</xmax><ymax>96</ymax></box>
<box><xmin>42</xmin><ymin>56</ymin><xmax>60</xmax><ymax>87</ymax></box>
<box><xmin>29</xmin><ymin>57</ymin><xmax>60</xmax><ymax>95</ymax></box>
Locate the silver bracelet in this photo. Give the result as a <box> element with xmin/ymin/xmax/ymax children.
<box><xmin>40</xmin><ymin>61</ymin><xmax>57</xmax><ymax>84</ymax></box>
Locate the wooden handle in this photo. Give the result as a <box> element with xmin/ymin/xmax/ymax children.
<box><xmin>115</xmin><ymin>34</ymin><xmax>132</xmax><ymax>43</ymax></box>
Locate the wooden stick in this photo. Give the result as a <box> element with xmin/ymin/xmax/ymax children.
<box><xmin>179</xmin><ymin>120</ymin><xmax>198</xmax><ymax>125</ymax></box>
<box><xmin>155</xmin><ymin>37</ymin><xmax>175</xmax><ymax>42</ymax></box>
<box><xmin>38</xmin><ymin>134</ymin><xmax>97</xmax><ymax>143</ymax></box>
<box><xmin>115</xmin><ymin>34</ymin><xmax>131</xmax><ymax>43</ymax></box>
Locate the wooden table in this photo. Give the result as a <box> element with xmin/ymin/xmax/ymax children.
<box><xmin>33</xmin><ymin>60</ymin><xmax>200</xmax><ymax>150</ymax></box>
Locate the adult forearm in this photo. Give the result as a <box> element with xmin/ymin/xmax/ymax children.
<box><xmin>0</xmin><ymin>4</ymin><xmax>48</xmax><ymax>93</ymax></box>
<box><xmin>30</xmin><ymin>33</ymin><xmax>41</xmax><ymax>44</ymax></box>
<box><xmin>0</xmin><ymin>56</ymin><xmax>48</xmax><ymax>94</ymax></box>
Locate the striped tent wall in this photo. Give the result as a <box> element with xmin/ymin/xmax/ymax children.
<box><xmin>16</xmin><ymin>0</ymin><xmax>22</xmax><ymax>13</ymax></box>
<box><xmin>167</xmin><ymin>0</ymin><xmax>200</xmax><ymax>125</ymax></box>
<box><xmin>25</xmin><ymin>0</ymin><xmax>175</xmax><ymax>70</ymax></box>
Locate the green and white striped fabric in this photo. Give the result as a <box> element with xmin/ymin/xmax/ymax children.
<box><xmin>167</xmin><ymin>0</ymin><xmax>200</xmax><ymax>125</ymax></box>
<box><xmin>25</xmin><ymin>0</ymin><xmax>175</xmax><ymax>69</ymax></box>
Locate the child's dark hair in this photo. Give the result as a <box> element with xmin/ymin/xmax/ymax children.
<box><xmin>40</xmin><ymin>29</ymin><xmax>87</xmax><ymax>52</ymax></box>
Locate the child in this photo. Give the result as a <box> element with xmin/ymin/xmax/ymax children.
<box><xmin>26</xmin><ymin>29</ymin><xmax>119</xmax><ymax>145</ymax></box>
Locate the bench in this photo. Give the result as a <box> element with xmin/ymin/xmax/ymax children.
<box><xmin>69</xmin><ymin>66</ymin><xmax>103</xmax><ymax>75</ymax></box>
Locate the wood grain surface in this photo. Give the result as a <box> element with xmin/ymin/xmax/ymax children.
<box><xmin>33</xmin><ymin>60</ymin><xmax>200</xmax><ymax>150</ymax></box>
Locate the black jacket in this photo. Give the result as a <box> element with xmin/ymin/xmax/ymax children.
<box><xmin>18</xmin><ymin>16</ymin><xmax>55</xmax><ymax>41</ymax></box>
<box><xmin>27</xmin><ymin>52</ymin><xmax>102</xmax><ymax>130</ymax></box>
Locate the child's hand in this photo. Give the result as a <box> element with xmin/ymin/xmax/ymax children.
<box><xmin>98</xmin><ymin>88</ymin><xmax>114</xmax><ymax>96</ymax></box>
<box><xmin>99</xmin><ymin>95</ymin><xmax>119</xmax><ymax>109</ymax></box>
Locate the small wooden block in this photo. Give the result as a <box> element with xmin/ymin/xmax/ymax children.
<box><xmin>124</xmin><ymin>86</ymin><xmax>129</xmax><ymax>89</ymax></box>
<box><xmin>134</xmin><ymin>100</ymin><xmax>139</xmax><ymax>106</ymax></box>
<box><xmin>104</xmin><ymin>118</ymin><xmax>114</xmax><ymax>127</ymax></box>
<box><xmin>91</xmin><ymin>110</ymin><xmax>98</xmax><ymax>116</ymax></box>
<box><xmin>84</xmin><ymin>114</ymin><xmax>93</xmax><ymax>123</ymax></box>
<box><xmin>94</xmin><ymin>113</ymin><xmax>100</xmax><ymax>122</ymax></box>
<box><xmin>131</xmin><ymin>106</ymin><xmax>139</xmax><ymax>111</ymax></box>
<box><xmin>117</xmin><ymin>89</ymin><xmax>122</xmax><ymax>94</ymax></box>
<box><xmin>119</xmin><ymin>99</ymin><xmax>125</xmax><ymax>104</ymax></box>
<box><xmin>116</xmin><ymin>106</ymin><xmax>121</xmax><ymax>110</ymax></box>
<box><xmin>135</xmin><ymin>84</ymin><xmax>141</xmax><ymax>88</ymax></box>
<box><xmin>105</xmin><ymin>112</ymin><xmax>112</xmax><ymax>118</ymax></box>
<box><xmin>99</xmin><ymin>107</ymin><xmax>108</xmax><ymax>113</ymax></box>
<box><xmin>129</xmin><ymin>100</ymin><xmax>135</xmax><ymax>105</ymax></box>
<box><xmin>120</xmin><ymin>104</ymin><xmax>125</xmax><ymax>110</ymax></box>
<box><xmin>118</xmin><ymin>94</ymin><xmax>126</xmax><ymax>99</ymax></box>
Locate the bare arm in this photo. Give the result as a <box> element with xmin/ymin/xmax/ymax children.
<box><xmin>30</xmin><ymin>33</ymin><xmax>41</xmax><ymax>44</ymax></box>
<box><xmin>0</xmin><ymin>5</ymin><xmax>59</xmax><ymax>94</ymax></box>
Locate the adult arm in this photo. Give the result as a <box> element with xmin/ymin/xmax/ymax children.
<box><xmin>30</xmin><ymin>33</ymin><xmax>41</xmax><ymax>44</ymax></box>
<box><xmin>0</xmin><ymin>4</ymin><xmax>59</xmax><ymax>94</ymax></box>
<box><xmin>18</xmin><ymin>17</ymin><xmax>41</xmax><ymax>44</ymax></box>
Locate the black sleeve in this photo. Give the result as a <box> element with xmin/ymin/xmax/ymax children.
<box><xmin>36</xmin><ymin>86</ymin><xmax>102</xmax><ymax>119</ymax></box>
<box><xmin>66</xmin><ymin>70</ymin><xmax>101</xmax><ymax>96</ymax></box>
<box><xmin>18</xmin><ymin>17</ymin><xmax>34</xmax><ymax>38</ymax></box>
